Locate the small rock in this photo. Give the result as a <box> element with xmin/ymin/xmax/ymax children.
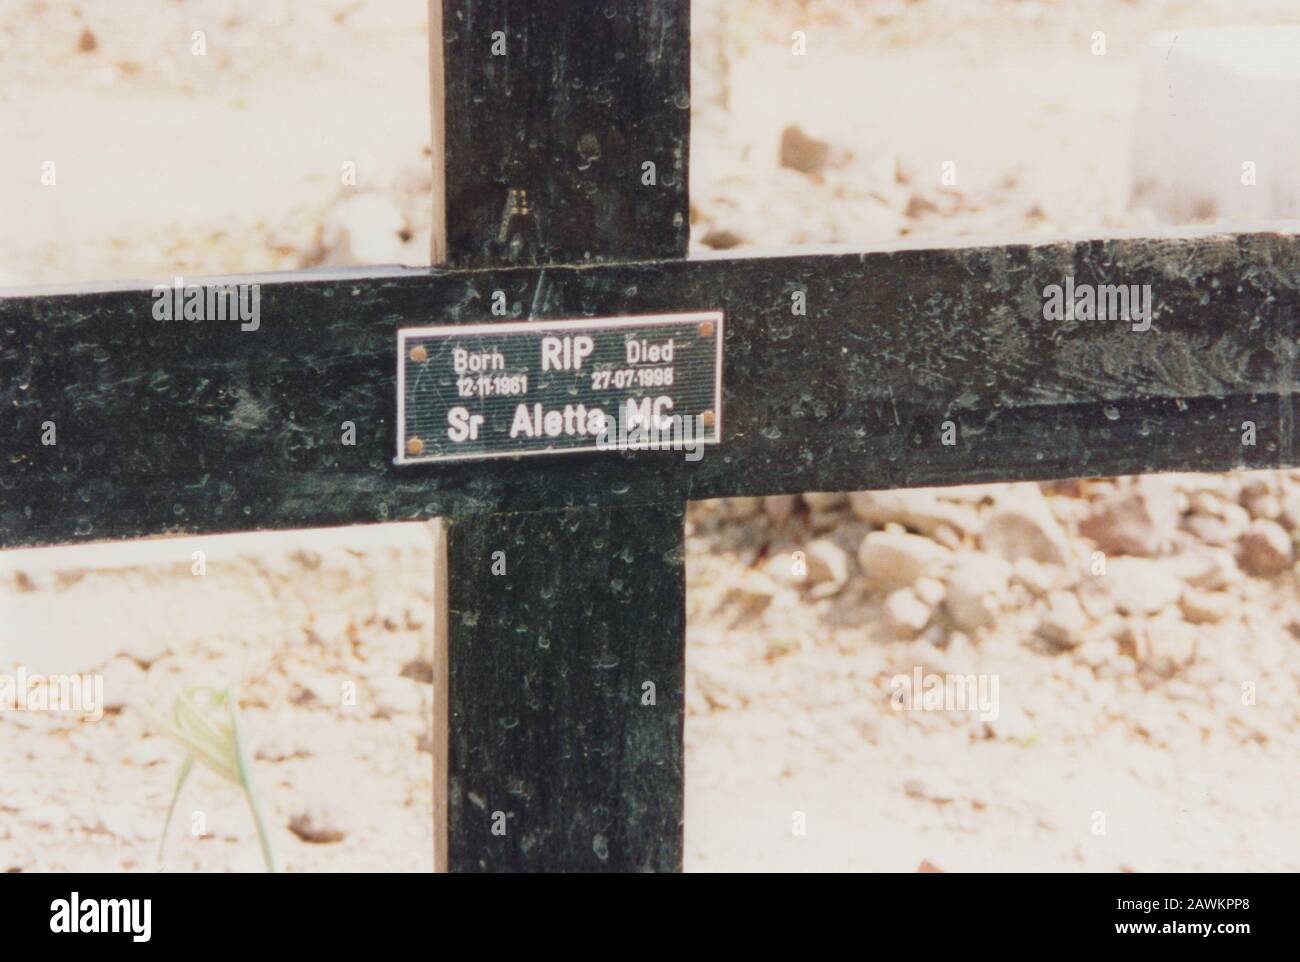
<box><xmin>1170</xmin><ymin>546</ymin><xmax>1240</xmax><ymax>590</ymax></box>
<box><xmin>289</xmin><ymin>805</ymin><xmax>350</xmax><ymax>844</ymax></box>
<box><xmin>1244</xmin><ymin>492</ymin><xmax>1282</xmax><ymax>521</ymax></box>
<box><xmin>731</xmin><ymin>568</ymin><xmax>779</xmax><ymax>604</ymax></box>
<box><xmin>1237</xmin><ymin>519</ymin><xmax>1294</xmax><ymax>576</ymax></box>
<box><xmin>1278</xmin><ymin>491</ymin><xmax>1300</xmax><ymax>531</ymax></box>
<box><xmin>779</xmin><ymin>124</ymin><xmax>830</xmax><ymax>175</ymax></box>
<box><xmin>725</xmin><ymin>497</ymin><xmax>762</xmax><ymax>520</ymax></box>
<box><xmin>1183</xmin><ymin>513</ymin><xmax>1239</xmax><ymax>546</ymax></box>
<box><xmin>916</xmin><ymin>858</ymin><xmax>944</xmax><ymax>873</ymax></box>
<box><xmin>803</xmin><ymin>539</ymin><xmax>851</xmax><ymax>594</ymax></box>
<box><xmin>1140</xmin><ymin>618</ymin><xmax>1198</xmax><ymax>676</ymax></box>
<box><xmin>980</xmin><ymin>484</ymin><xmax>1073</xmax><ymax>566</ymax></box>
<box><xmin>1079</xmin><ymin>481</ymin><xmax>1179</xmax><ymax>556</ymax></box>
<box><xmin>1012</xmin><ymin>557</ymin><xmax>1055</xmax><ymax>597</ymax></box>
<box><xmin>1075</xmin><ymin>577</ymin><xmax>1116</xmax><ymax>618</ymax></box>
<box><xmin>931</xmin><ymin>523</ymin><xmax>963</xmax><ymax>550</ymax></box>
<box><xmin>943</xmin><ymin>552</ymin><xmax>1012</xmax><ymax>631</ymax></box>
<box><xmin>903</xmin><ymin>778</ymin><xmax>928</xmax><ymax>798</ymax></box>
<box><xmin>11</xmin><ymin>569</ymin><xmax>54</xmax><ymax>593</ymax></box>
<box><xmin>763</xmin><ymin>494</ymin><xmax>798</xmax><ymax>524</ymax></box>
<box><xmin>858</xmin><ymin>531</ymin><xmax>951</xmax><ymax>589</ymax></box>
<box><xmin>1039</xmin><ymin>590</ymin><xmax>1088</xmax><ymax>648</ymax></box>
<box><xmin>881</xmin><ymin>587</ymin><xmax>931</xmax><ymax>638</ymax></box>
<box><xmin>1074</xmin><ymin>637</ymin><xmax>1120</xmax><ymax>669</ymax></box>
<box><xmin>77</xmin><ymin>29</ymin><xmax>97</xmax><ymax>53</ymax></box>
<box><xmin>1186</xmin><ymin>493</ymin><xmax>1251</xmax><ymax>542</ymax></box>
<box><xmin>699</xmin><ymin>227</ymin><xmax>743</xmax><ymax>250</ymax></box>
<box><xmin>913</xmin><ymin>576</ymin><xmax>946</xmax><ymax>607</ymax></box>
<box><xmin>1102</xmin><ymin>557</ymin><xmax>1183</xmax><ymax>616</ymax></box>
<box><xmin>802</xmin><ymin>492</ymin><xmax>847</xmax><ymax>511</ymax></box>
<box><xmin>763</xmin><ymin>552</ymin><xmax>801</xmax><ymax>585</ymax></box>
<box><xmin>904</xmin><ymin>194</ymin><xmax>939</xmax><ymax>218</ymax></box>
<box><xmin>399</xmin><ymin>659</ymin><xmax>434</xmax><ymax>684</ymax></box>
<box><xmin>807</xmin><ymin>509</ymin><xmax>842</xmax><ymax>532</ymax></box>
<box><xmin>1180</xmin><ymin>590</ymin><xmax>1233</xmax><ymax>625</ymax></box>
<box><xmin>849</xmin><ymin>489</ymin><xmax>980</xmax><ymax>537</ymax></box>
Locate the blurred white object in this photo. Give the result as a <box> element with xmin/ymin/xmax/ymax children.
<box><xmin>1132</xmin><ymin>26</ymin><xmax>1300</xmax><ymax>224</ymax></box>
<box><xmin>318</xmin><ymin>192</ymin><xmax>409</xmax><ymax>266</ymax></box>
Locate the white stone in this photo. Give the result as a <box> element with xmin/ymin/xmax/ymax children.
<box><xmin>882</xmin><ymin>587</ymin><xmax>931</xmax><ymax>638</ymax></box>
<box><xmin>1039</xmin><ymin>590</ymin><xmax>1088</xmax><ymax>648</ymax></box>
<box><xmin>858</xmin><ymin>531</ymin><xmax>952</xmax><ymax>589</ymax></box>
<box><xmin>1102</xmin><ymin>557</ymin><xmax>1183</xmax><ymax>616</ymax></box>
<box><xmin>980</xmin><ymin>484</ymin><xmax>1073</xmax><ymax>567</ymax></box>
<box><xmin>943</xmin><ymin>551</ymin><xmax>1012</xmax><ymax>632</ymax></box>
<box><xmin>849</xmin><ymin>489</ymin><xmax>980</xmax><ymax>536</ymax></box>
<box><xmin>804</xmin><ymin>539</ymin><xmax>851</xmax><ymax>592</ymax></box>
<box><xmin>802</xmin><ymin>492</ymin><xmax>847</xmax><ymax>511</ymax></box>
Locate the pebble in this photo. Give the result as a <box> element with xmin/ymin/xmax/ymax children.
<box><xmin>1074</xmin><ymin>637</ymin><xmax>1120</xmax><ymax>669</ymax></box>
<box><xmin>1244</xmin><ymin>492</ymin><xmax>1282</xmax><ymax>522</ymax></box>
<box><xmin>763</xmin><ymin>494</ymin><xmax>799</xmax><ymax>524</ymax></box>
<box><xmin>913</xmin><ymin>576</ymin><xmax>947</xmax><ymax>607</ymax></box>
<box><xmin>980</xmin><ymin>485</ymin><xmax>1073</xmax><ymax>566</ymax></box>
<box><xmin>849</xmin><ymin>489</ymin><xmax>980</xmax><ymax>537</ymax></box>
<box><xmin>289</xmin><ymin>804</ymin><xmax>351</xmax><ymax>844</ymax></box>
<box><xmin>1079</xmin><ymin>481</ymin><xmax>1179</xmax><ymax>557</ymax></box>
<box><xmin>1139</xmin><ymin>618</ymin><xmax>1199</xmax><ymax>677</ymax></box>
<box><xmin>801</xmin><ymin>492</ymin><xmax>846</xmax><ymax>511</ymax></box>
<box><xmin>1237</xmin><ymin>519</ymin><xmax>1294</xmax><ymax>576</ymax></box>
<box><xmin>943</xmin><ymin>552</ymin><xmax>1011</xmax><ymax>631</ymax></box>
<box><xmin>725</xmin><ymin>497</ymin><xmax>763</xmax><ymax>520</ymax></box>
<box><xmin>1171</xmin><ymin>546</ymin><xmax>1240</xmax><ymax>590</ymax></box>
<box><xmin>803</xmin><ymin>539</ymin><xmax>851</xmax><ymax>595</ymax></box>
<box><xmin>1180</xmin><ymin>590</ymin><xmax>1233</xmax><ymax>625</ymax></box>
<box><xmin>779</xmin><ymin>124</ymin><xmax>830</xmax><ymax>175</ymax></box>
<box><xmin>1039</xmin><ymin>590</ymin><xmax>1088</xmax><ymax>648</ymax></box>
<box><xmin>858</xmin><ymin>531</ymin><xmax>951</xmax><ymax>589</ymax></box>
<box><xmin>1102</xmin><ymin>557</ymin><xmax>1183</xmax><ymax>616</ymax></box>
<box><xmin>882</xmin><ymin>587</ymin><xmax>931</xmax><ymax>638</ymax></box>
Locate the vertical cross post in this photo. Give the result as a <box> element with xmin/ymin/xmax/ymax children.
<box><xmin>431</xmin><ymin>0</ymin><xmax>691</xmax><ymax>871</ymax></box>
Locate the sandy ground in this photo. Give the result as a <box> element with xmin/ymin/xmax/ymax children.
<box><xmin>0</xmin><ymin>526</ymin><xmax>436</xmax><ymax>872</ymax></box>
<box><xmin>3</xmin><ymin>0</ymin><xmax>1300</xmax><ymax>872</ymax></box>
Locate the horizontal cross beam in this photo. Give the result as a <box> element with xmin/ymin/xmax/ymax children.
<box><xmin>3</xmin><ymin>231</ymin><xmax>1297</xmax><ymax>550</ymax></box>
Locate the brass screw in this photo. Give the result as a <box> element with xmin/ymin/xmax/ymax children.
<box><xmin>407</xmin><ymin>437</ymin><xmax>425</xmax><ymax>456</ymax></box>
<box><xmin>698</xmin><ymin>321</ymin><xmax>714</xmax><ymax>338</ymax></box>
<box><xmin>701</xmin><ymin>410</ymin><xmax>715</xmax><ymax>428</ymax></box>
<box><xmin>410</xmin><ymin>345</ymin><xmax>428</xmax><ymax>363</ymax></box>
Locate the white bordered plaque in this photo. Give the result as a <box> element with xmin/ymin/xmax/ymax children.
<box><xmin>396</xmin><ymin>311</ymin><xmax>724</xmax><ymax>465</ymax></box>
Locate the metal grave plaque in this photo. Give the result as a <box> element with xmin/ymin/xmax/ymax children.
<box><xmin>396</xmin><ymin>311</ymin><xmax>724</xmax><ymax>464</ymax></box>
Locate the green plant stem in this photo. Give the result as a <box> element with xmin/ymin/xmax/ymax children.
<box><xmin>243</xmin><ymin>781</ymin><xmax>277</xmax><ymax>874</ymax></box>
<box><xmin>158</xmin><ymin>754</ymin><xmax>196</xmax><ymax>867</ymax></box>
<box><xmin>228</xmin><ymin>695</ymin><xmax>277</xmax><ymax>873</ymax></box>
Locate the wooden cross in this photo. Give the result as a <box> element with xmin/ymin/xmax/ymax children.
<box><xmin>2</xmin><ymin>1</ymin><xmax>1297</xmax><ymax>871</ymax></box>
